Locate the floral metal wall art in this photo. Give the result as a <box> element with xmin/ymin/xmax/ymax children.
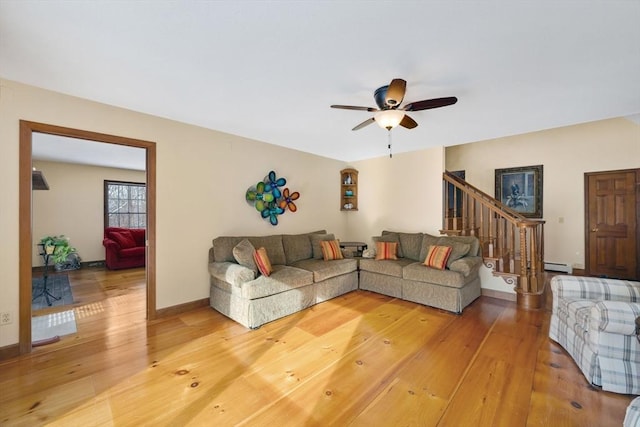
<box><xmin>246</xmin><ymin>171</ymin><xmax>300</xmax><ymax>225</ymax></box>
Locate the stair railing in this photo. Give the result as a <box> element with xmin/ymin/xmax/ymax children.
<box><xmin>442</xmin><ymin>171</ymin><xmax>546</xmax><ymax>309</ymax></box>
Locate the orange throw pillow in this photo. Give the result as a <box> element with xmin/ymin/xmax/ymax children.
<box><xmin>320</xmin><ymin>240</ymin><xmax>344</xmax><ymax>261</ymax></box>
<box><xmin>375</xmin><ymin>241</ymin><xmax>398</xmax><ymax>260</ymax></box>
<box><xmin>253</xmin><ymin>247</ymin><xmax>273</xmax><ymax>276</ymax></box>
<box><xmin>424</xmin><ymin>245</ymin><xmax>452</xmax><ymax>270</ymax></box>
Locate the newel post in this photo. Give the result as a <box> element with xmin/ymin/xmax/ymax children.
<box><xmin>516</xmin><ymin>221</ymin><xmax>545</xmax><ymax>310</ymax></box>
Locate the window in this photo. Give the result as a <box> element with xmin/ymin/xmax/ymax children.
<box><xmin>104</xmin><ymin>180</ymin><xmax>146</xmax><ymax>228</ymax></box>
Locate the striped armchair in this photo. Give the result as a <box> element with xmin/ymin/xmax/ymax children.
<box><xmin>549</xmin><ymin>275</ymin><xmax>640</xmax><ymax>395</ymax></box>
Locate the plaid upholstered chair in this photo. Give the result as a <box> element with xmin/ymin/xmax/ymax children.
<box><xmin>549</xmin><ymin>275</ymin><xmax>640</xmax><ymax>395</ymax></box>
<box><xmin>626</xmin><ymin>396</ymin><xmax>640</xmax><ymax>427</ymax></box>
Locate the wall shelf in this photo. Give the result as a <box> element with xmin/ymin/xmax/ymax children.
<box><xmin>340</xmin><ymin>168</ymin><xmax>358</xmax><ymax>211</ymax></box>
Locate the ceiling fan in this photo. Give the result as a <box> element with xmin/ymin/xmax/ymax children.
<box><xmin>331</xmin><ymin>78</ymin><xmax>458</xmax><ymax>131</ymax></box>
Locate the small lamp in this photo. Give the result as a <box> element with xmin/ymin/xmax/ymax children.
<box><xmin>374</xmin><ymin>110</ymin><xmax>405</xmax><ymax>130</ymax></box>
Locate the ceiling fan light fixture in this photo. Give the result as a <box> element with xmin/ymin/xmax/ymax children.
<box><xmin>374</xmin><ymin>110</ymin><xmax>405</xmax><ymax>130</ymax></box>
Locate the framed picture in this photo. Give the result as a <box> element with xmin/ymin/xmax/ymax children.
<box><xmin>495</xmin><ymin>165</ymin><xmax>543</xmax><ymax>218</ymax></box>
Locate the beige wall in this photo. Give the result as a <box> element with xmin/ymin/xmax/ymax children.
<box><xmin>0</xmin><ymin>78</ymin><xmax>350</xmax><ymax>347</ymax></box>
<box><xmin>32</xmin><ymin>160</ymin><xmax>146</xmax><ymax>266</ymax></box>
<box><xmin>347</xmin><ymin>147</ymin><xmax>445</xmax><ymax>247</ymax></box>
<box><xmin>446</xmin><ymin>118</ymin><xmax>640</xmax><ymax>270</ymax></box>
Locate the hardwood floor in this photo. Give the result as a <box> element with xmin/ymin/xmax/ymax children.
<box><xmin>0</xmin><ymin>269</ymin><xmax>634</xmax><ymax>426</ymax></box>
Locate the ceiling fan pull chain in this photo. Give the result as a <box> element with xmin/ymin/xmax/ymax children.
<box><xmin>388</xmin><ymin>130</ymin><xmax>393</xmax><ymax>158</ymax></box>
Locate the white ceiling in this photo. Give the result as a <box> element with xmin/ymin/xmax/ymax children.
<box><xmin>2</xmin><ymin>1</ymin><xmax>639</xmax><ymax>164</ymax></box>
<box><xmin>32</xmin><ymin>133</ymin><xmax>146</xmax><ymax>171</ymax></box>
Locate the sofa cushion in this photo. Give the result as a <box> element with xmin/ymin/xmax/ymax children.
<box><xmin>375</xmin><ymin>232</ymin><xmax>403</xmax><ymax>257</ymax></box>
<box><xmin>110</xmin><ymin>230</ymin><xmax>136</xmax><ymax>249</ymax></box>
<box><xmin>359</xmin><ymin>258</ymin><xmax>414</xmax><ymax>278</ymax></box>
<box><xmin>394</xmin><ymin>231</ymin><xmax>424</xmax><ymax>261</ymax></box>
<box><xmin>558</xmin><ymin>298</ymin><xmax>594</xmax><ymax>334</ymax></box>
<box><xmin>119</xmin><ymin>247</ymin><xmax>145</xmax><ymax>257</ymax></box>
<box><xmin>237</xmin><ymin>265</ymin><xmax>314</xmax><ymax>300</ymax></box>
<box><xmin>310</xmin><ymin>233</ymin><xmax>335</xmax><ymax>259</ymax></box>
<box><xmin>448</xmin><ymin>256</ymin><xmax>483</xmax><ymax>277</ymax></box>
<box><xmin>253</xmin><ymin>247</ymin><xmax>273</xmax><ymax>277</ymax></box>
<box><xmin>249</xmin><ymin>236</ymin><xmax>286</xmax><ymax>265</ymax></box>
<box><xmin>441</xmin><ymin>235</ymin><xmax>480</xmax><ymax>257</ymax></box>
<box><xmin>292</xmin><ymin>258</ymin><xmax>357</xmax><ymax>282</ymax></box>
<box><xmin>418</xmin><ymin>233</ymin><xmax>441</xmax><ymax>262</ymax></box>
<box><xmin>403</xmin><ymin>262</ymin><xmax>469</xmax><ymax>288</ymax></box>
<box><xmin>423</xmin><ymin>245</ymin><xmax>452</xmax><ymax>270</ymax></box>
<box><xmin>233</xmin><ymin>239</ymin><xmax>258</xmax><ymax>276</ymax></box>
<box><xmin>375</xmin><ymin>241</ymin><xmax>398</xmax><ymax>260</ymax></box>
<box><xmin>320</xmin><ymin>240</ymin><xmax>344</xmax><ymax>260</ymax></box>
<box><xmin>436</xmin><ymin>237</ymin><xmax>471</xmax><ymax>267</ymax></box>
<box><xmin>129</xmin><ymin>228</ymin><xmax>146</xmax><ymax>247</ymax></box>
<box><xmin>209</xmin><ymin>261</ymin><xmax>256</xmax><ymax>287</ymax></box>
<box><xmin>282</xmin><ymin>231</ymin><xmax>326</xmax><ymax>264</ymax></box>
<box><xmin>212</xmin><ymin>235</ymin><xmax>286</xmax><ymax>265</ymax></box>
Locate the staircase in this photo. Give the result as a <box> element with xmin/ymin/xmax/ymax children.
<box><xmin>441</xmin><ymin>171</ymin><xmax>546</xmax><ymax>309</ymax></box>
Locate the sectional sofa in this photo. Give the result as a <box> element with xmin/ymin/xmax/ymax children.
<box><xmin>208</xmin><ymin>231</ymin><xmax>358</xmax><ymax>328</ymax></box>
<box><xmin>208</xmin><ymin>230</ymin><xmax>482</xmax><ymax>328</ymax></box>
<box><xmin>359</xmin><ymin>230</ymin><xmax>483</xmax><ymax>314</ymax></box>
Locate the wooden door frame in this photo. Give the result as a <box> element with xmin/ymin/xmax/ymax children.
<box><xmin>584</xmin><ymin>168</ymin><xmax>640</xmax><ymax>279</ymax></box>
<box><xmin>19</xmin><ymin>120</ymin><xmax>157</xmax><ymax>355</ymax></box>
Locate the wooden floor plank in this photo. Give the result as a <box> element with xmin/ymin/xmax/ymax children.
<box><xmin>527</xmin><ymin>339</ymin><xmax>631</xmax><ymax>426</ymax></box>
<box><xmin>239</xmin><ymin>307</ymin><xmax>455</xmax><ymax>426</ymax></box>
<box><xmin>350</xmin><ymin>377</ymin><xmax>449</xmax><ymax>427</ymax></box>
<box><xmin>351</xmin><ymin>296</ymin><xmax>507</xmax><ymax>425</ymax></box>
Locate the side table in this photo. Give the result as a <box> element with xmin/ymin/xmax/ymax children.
<box><xmin>339</xmin><ymin>241</ymin><xmax>368</xmax><ymax>257</ymax></box>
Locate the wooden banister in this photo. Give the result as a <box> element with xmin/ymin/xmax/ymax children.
<box><xmin>442</xmin><ymin>171</ymin><xmax>546</xmax><ymax>309</ymax></box>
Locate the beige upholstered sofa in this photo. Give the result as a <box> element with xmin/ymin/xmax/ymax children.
<box><xmin>359</xmin><ymin>231</ymin><xmax>483</xmax><ymax>314</ymax></box>
<box><xmin>208</xmin><ymin>231</ymin><xmax>358</xmax><ymax>329</ymax></box>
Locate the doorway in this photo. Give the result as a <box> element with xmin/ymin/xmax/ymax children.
<box><xmin>19</xmin><ymin>121</ymin><xmax>157</xmax><ymax>355</ymax></box>
<box><xmin>585</xmin><ymin>168</ymin><xmax>639</xmax><ymax>280</ymax></box>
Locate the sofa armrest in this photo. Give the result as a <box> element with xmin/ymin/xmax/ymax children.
<box><xmin>551</xmin><ymin>275</ymin><xmax>640</xmax><ymax>303</ymax></box>
<box><xmin>448</xmin><ymin>256</ymin><xmax>482</xmax><ymax>277</ymax></box>
<box><xmin>209</xmin><ymin>261</ymin><xmax>256</xmax><ymax>286</ymax></box>
<box><xmin>591</xmin><ymin>301</ymin><xmax>640</xmax><ymax>335</ymax></box>
<box><xmin>103</xmin><ymin>238</ymin><xmax>120</xmax><ymax>250</ymax></box>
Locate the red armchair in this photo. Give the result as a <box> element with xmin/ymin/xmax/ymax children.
<box><xmin>103</xmin><ymin>227</ymin><xmax>146</xmax><ymax>270</ymax></box>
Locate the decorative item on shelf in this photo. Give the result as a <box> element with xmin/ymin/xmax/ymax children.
<box><xmin>344</xmin><ymin>174</ymin><xmax>352</xmax><ymax>185</ymax></box>
<box><xmin>245</xmin><ymin>170</ymin><xmax>301</xmax><ymax>226</ymax></box>
<box><xmin>343</xmin><ymin>203</ymin><xmax>353</xmax><ymax>210</ymax></box>
<box><xmin>345</xmin><ymin>190</ymin><xmax>353</xmax><ymax>197</ymax></box>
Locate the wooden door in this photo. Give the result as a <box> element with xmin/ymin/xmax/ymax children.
<box><xmin>585</xmin><ymin>169</ymin><xmax>639</xmax><ymax>280</ymax></box>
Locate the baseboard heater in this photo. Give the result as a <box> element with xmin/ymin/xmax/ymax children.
<box><xmin>544</xmin><ymin>262</ymin><xmax>573</xmax><ymax>274</ymax></box>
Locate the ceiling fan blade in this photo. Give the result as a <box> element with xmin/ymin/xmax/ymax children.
<box><xmin>352</xmin><ymin>117</ymin><xmax>375</xmax><ymax>131</ymax></box>
<box><xmin>331</xmin><ymin>104</ymin><xmax>378</xmax><ymax>112</ymax></box>
<box><xmin>385</xmin><ymin>79</ymin><xmax>406</xmax><ymax>107</ymax></box>
<box><xmin>399</xmin><ymin>115</ymin><xmax>418</xmax><ymax>129</ymax></box>
<box><xmin>403</xmin><ymin>97</ymin><xmax>458</xmax><ymax>111</ymax></box>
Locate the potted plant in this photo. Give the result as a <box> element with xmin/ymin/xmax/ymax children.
<box><xmin>39</xmin><ymin>235</ymin><xmax>81</xmax><ymax>271</ymax></box>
